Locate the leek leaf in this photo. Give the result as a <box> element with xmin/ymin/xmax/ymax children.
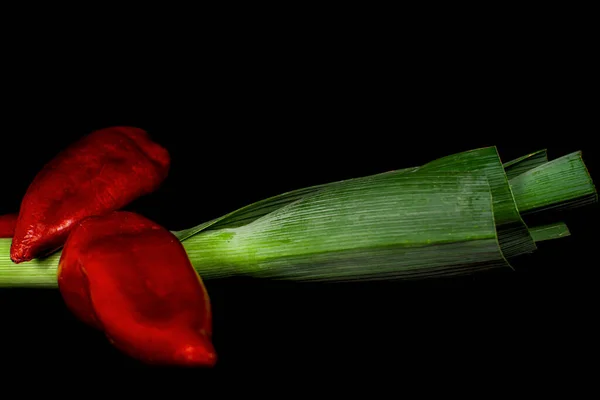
<box><xmin>503</xmin><ymin>149</ymin><xmax>548</xmax><ymax>180</ymax></box>
<box><xmin>529</xmin><ymin>222</ymin><xmax>570</xmax><ymax>242</ymax></box>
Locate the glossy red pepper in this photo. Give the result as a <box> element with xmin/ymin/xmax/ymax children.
<box><xmin>0</xmin><ymin>213</ymin><xmax>17</xmax><ymax>238</ymax></box>
<box><xmin>10</xmin><ymin>127</ymin><xmax>170</xmax><ymax>263</ymax></box>
<box><xmin>57</xmin><ymin>211</ymin><xmax>215</xmax><ymax>367</ymax></box>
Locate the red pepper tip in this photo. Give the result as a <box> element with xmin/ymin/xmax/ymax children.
<box><xmin>10</xmin><ymin>239</ymin><xmax>57</xmax><ymax>264</ymax></box>
<box><xmin>9</xmin><ymin>246</ymin><xmax>30</xmax><ymax>264</ymax></box>
<box><xmin>173</xmin><ymin>341</ymin><xmax>218</xmax><ymax>367</ymax></box>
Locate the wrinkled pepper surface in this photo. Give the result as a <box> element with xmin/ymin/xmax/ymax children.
<box><xmin>11</xmin><ymin>126</ymin><xmax>170</xmax><ymax>263</ymax></box>
<box><xmin>57</xmin><ymin>211</ymin><xmax>215</xmax><ymax>367</ymax></box>
<box><xmin>0</xmin><ymin>213</ymin><xmax>17</xmax><ymax>238</ymax></box>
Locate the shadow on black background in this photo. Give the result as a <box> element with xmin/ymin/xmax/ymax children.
<box><xmin>0</xmin><ymin>44</ymin><xmax>596</xmax><ymax>381</ymax></box>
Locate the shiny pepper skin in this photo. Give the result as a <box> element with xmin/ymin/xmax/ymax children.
<box><xmin>10</xmin><ymin>127</ymin><xmax>170</xmax><ymax>263</ymax></box>
<box><xmin>0</xmin><ymin>213</ymin><xmax>17</xmax><ymax>238</ymax></box>
<box><xmin>57</xmin><ymin>211</ymin><xmax>216</xmax><ymax>367</ymax></box>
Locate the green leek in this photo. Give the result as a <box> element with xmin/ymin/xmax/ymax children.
<box><xmin>0</xmin><ymin>146</ymin><xmax>595</xmax><ymax>287</ymax></box>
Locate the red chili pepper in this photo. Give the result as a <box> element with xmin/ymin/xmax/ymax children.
<box><xmin>10</xmin><ymin>127</ymin><xmax>170</xmax><ymax>263</ymax></box>
<box><xmin>57</xmin><ymin>211</ymin><xmax>215</xmax><ymax>367</ymax></box>
<box><xmin>0</xmin><ymin>213</ymin><xmax>17</xmax><ymax>238</ymax></box>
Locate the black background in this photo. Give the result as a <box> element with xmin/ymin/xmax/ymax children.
<box><xmin>0</xmin><ymin>24</ymin><xmax>597</xmax><ymax>381</ymax></box>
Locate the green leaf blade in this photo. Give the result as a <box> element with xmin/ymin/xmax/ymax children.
<box><xmin>529</xmin><ymin>222</ymin><xmax>571</xmax><ymax>242</ymax></box>
<box><xmin>415</xmin><ymin>146</ymin><xmax>537</xmax><ymax>258</ymax></box>
<box><xmin>503</xmin><ymin>149</ymin><xmax>548</xmax><ymax>180</ymax></box>
<box><xmin>509</xmin><ymin>151</ymin><xmax>597</xmax><ymax>215</ymax></box>
<box><xmin>176</xmin><ymin>168</ymin><xmax>419</xmax><ymax>240</ymax></box>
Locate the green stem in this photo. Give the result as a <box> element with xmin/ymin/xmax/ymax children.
<box><xmin>0</xmin><ymin>244</ymin><xmax>60</xmax><ymax>287</ymax></box>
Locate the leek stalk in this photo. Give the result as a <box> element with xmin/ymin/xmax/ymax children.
<box><xmin>0</xmin><ymin>146</ymin><xmax>595</xmax><ymax>287</ymax></box>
